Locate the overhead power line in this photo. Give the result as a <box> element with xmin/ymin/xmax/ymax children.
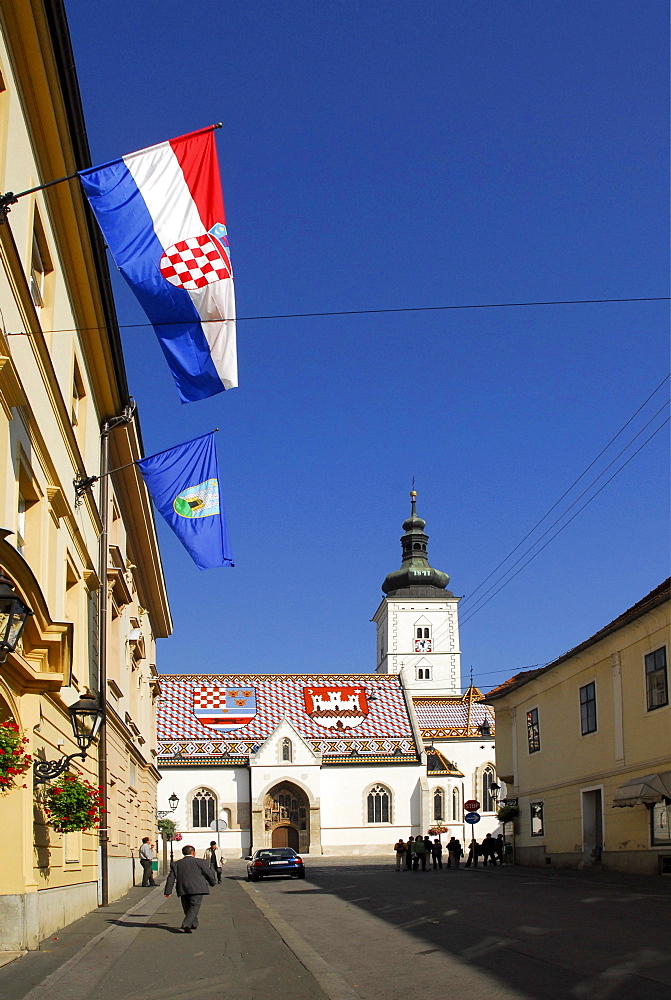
<box><xmin>459</xmin><ymin>374</ymin><xmax>671</xmax><ymax>615</ymax></box>
<box><xmin>5</xmin><ymin>294</ymin><xmax>668</xmax><ymax>337</ymax></box>
<box><xmin>460</xmin><ymin>412</ymin><xmax>670</xmax><ymax>628</ymax></box>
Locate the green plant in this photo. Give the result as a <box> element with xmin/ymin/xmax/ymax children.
<box><xmin>0</xmin><ymin>718</ymin><xmax>32</xmax><ymax>792</ymax></box>
<box><xmin>158</xmin><ymin>818</ymin><xmax>176</xmax><ymax>839</ymax></box>
<box><xmin>44</xmin><ymin>774</ymin><xmax>104</xmax><ymax>832</ymax></box>
<box><xmin>497</xmin><ymin>803</ymin><xmax>520</xmax><ymax>825</ymax></box>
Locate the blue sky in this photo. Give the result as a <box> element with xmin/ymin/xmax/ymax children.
<box><xmin>64</xmin><ymin>0</ymin><xmax>669</xmax><ymax>690</ymax></box>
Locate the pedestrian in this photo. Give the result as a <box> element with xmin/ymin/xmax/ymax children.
<box><xmin>394</xmin><ymin>838</ymin><xmax>406</xmax><ymax>871</ymax></box>
<box><xmin>405</xmin><ymin>835</ymin><xmax>414</xmax><ymax>870</ymax></box>
<box><xmin>164</xmin><ymin>844</ymin><xmax>217</xmax><ymax>933</ymax></box>
<box><xmin>481</xmin><ymin>832</ymin><xmax>496</xmax><ymax>866</ymax></box>
<box><xmin>203</xmin><ymin>840</ymin><xmax>224</xmax><ymax>882</ymax></box>
<box><xmin>412</xmin><ymin>834</ymin><xmax>428</xmax><ymax>870</ymax></box>
<box><xmin>495</xmin><ymin>833</ymin><xmax>505</xmax><ymax>865</ymax></box>
<box><xmin>431</xmin><ymin>838</ymin><xmax>443</xmax><ymax>869</ymax></box>
<box><xmin>139</xmin><ymin>837</ymin><xmax>157</xmax><ymax>887</ymax></box>
<box><xmin>465</xmin><ymin>838</ymin><xmax>479</xmax><ymax>868</ymax></box>
<box><xmin>447</xmin><ymin>836</ymin><xmax>463</xmax><ymax>869</ymax></box>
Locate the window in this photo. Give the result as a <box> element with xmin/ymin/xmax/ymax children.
<box><xmin>281</xmin><ymin>737</ymin><xmax>292</xmax><ymax>762</ymax></box>
<box><xmin>29</xmin><ymin>212</ymin><xmax>52</xmax><ymax>310</ymax></box>
<box><xmin>452</xmin><ymin>786</ymin><xmax>460</xmax><ymax>821</ymax></box>
<box><xmin>416</xmin><ymin>627</ymin><xmax>430</xmax><ymax>639</ymax></box>
<box><xmin>580</xmin><ymin>682</ymin><xmax>597</xmax><ymax>734</ymax></box>
<box><xmin>652</xmin><ymin>801</ymin><xmax>671</xmax><ymax>846</ymax></box>
<box><xmin>527</xmin><ymin>708</ymin><xmax>541</xmax><ymax>753</ymax></box>
<box><xmin>71</xmin><ymin>358</ymin><xmax>86</xmax><ymax>427</ymax></box>
<box><xmin>482</xmin><ymin>765</ymin><xmax>496</xmax><ymax>811</ymax></box>
<box><xmin>366</xmin><ymin>784</ymin><xmax>390</xmax><ymax>823</ymax></box>
<box><xmin>417</xmin><ymin>666</ymin><xmax>432</xmax><ymax>680</ymax></box>
<box><xmin>530</xmin><ymin>801</ymin><xmax>544</xmax><ymax>837</ymax></box>
<box><xmin>17</xmin><ymin>492</ymin><xmax>26</xmax><ymax>556</ymax></box>
<box><xmin>192</xmin><ymin>788</ymin><xmax>216</xmax><ymax>828</ymax></box>
<box><xmin>645</xmin><ymin>647</ymin><xmax>668</xmax><ymax>711</ymax></box>
<box><xmin>433</xmin><ymin>787</ymin><xmax>444</xmax><ymax>821</ymax></box>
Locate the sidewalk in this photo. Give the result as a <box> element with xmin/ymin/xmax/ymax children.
<box><xmin>0</xmin><ymin>875</ymin><xmax>331</xmax><ymax>1000</ymax></box>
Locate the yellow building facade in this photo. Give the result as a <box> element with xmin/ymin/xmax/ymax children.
<box><xmin>485</xmin><ymin>580</ymin><xmax>670</xmax><ymax>875</ymax></box>
<box><xmin>0</xmin><ymin>0</ymin><xmax>171</xmax><ymax>951</ymax></box>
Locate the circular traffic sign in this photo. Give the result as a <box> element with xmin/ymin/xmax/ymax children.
<box><xmin>465</xmin><ymin>811</ymin><xmax>481</xmax><ymax>824</ymax></box>
<box><xmin>464</xmin><ymin>799</ymin><xmax>480</xmax><ymax>812</ymax></box>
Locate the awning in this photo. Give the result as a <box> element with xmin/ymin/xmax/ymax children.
<box><xmin>612</xmin><ymin>771</ymin><xmax>671</xmax><ymax>808</ymax></box>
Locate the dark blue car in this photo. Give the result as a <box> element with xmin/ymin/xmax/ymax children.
<box><xmin>246</xmin><ymin>848</ymin><xmax>306</xmax><ymax>881</ymax></box>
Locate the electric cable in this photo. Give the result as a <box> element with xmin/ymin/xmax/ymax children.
<box><xmin>460</xmin><ymin>414</ymin><xmax>670</xmax><ymax>628</ymax></box>
<box><xmin>459</xmin><ymin>374</ymin><xmax>671</xmax><ymax>612</ymax></box>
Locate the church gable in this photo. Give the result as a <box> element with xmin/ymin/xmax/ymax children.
<box><xmin>413</xmin><ymin>686</ymin><xmax>495</xmax><ymax>738</ymax></box>
<box><xmin>158</xmin><ymin>673</ymin><xmax>419</xmax><ymax>766</ymax></box>
<box><xmin>252</xmin><ymin>717</ymin><xmax>319</xmax><ymax>766</ymax></box>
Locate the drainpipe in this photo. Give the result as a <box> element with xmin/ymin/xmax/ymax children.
<box><xmin>98</xmin><ymin>403</ymin><xmax>135</xmax><ymax>906</ymax></box>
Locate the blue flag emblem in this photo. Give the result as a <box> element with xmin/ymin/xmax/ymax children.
<box><xmin>137</xmin><ymin>433</ymin><xmax>233</xmax><ymax>570</ymax></box>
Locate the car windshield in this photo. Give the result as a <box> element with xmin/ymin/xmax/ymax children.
<box><xmin>255</xmin><ymin>849</ymin><xmax>296</xmax><ymax>859</ymax></box>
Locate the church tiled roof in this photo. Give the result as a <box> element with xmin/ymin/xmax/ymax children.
<box><xmin>412</xmin><ymin>686</ymin><xmax>495</xmax><ymax>738</ymax></box>
<box><xmin>157</xmin><ymin>673</ymin><xmax>420</xmax><ymax>765</ymax></box>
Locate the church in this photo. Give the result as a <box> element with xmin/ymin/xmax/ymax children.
<box><xmin>156</xmin><ymin>494</ymin><xmax>500</xmax><ymax>855</ymax></box>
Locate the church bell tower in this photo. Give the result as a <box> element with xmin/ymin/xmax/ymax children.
<box><xmin>372</xmin><ymin>492</ymin><xmax>462</xmax><ymax>696</ymax></box>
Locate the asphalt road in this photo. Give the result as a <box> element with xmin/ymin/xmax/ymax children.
<box><xmin>240</xmin><ymin>856</ymin><xmax>671</xmax><ymax>1000</ymax></box>
<box><xmin>2</xmin><ymin>857</ymin><xmax>669</xmax><ymax>1000</ymax></box>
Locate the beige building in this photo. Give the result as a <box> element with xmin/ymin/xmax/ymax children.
<box><xmin>0</xmin><ymin>0</ymin><xmax>171</xmax><ymax>951</ymax></box>
<box><xmin>484</xmin><ymin>579</ymin><xmax>670</xmax><ymax>875</ymax></box>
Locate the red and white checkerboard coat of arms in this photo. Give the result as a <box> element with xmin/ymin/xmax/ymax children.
<box><xmin>303</xmin><ymin>686</ymin><xmax>369</xmax><ymax>730</ymax></box>
<box><xmin>160</xmin><ymin>226</ymin><xmax>232</xmax><ymax>292</ymax></box>
<box><xmin>193</xmin><ymin>686</ymin><xmax>256</xmax><ymax>733</ymax></box>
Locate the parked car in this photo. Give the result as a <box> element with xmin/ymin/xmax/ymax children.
<box><xmin>246</xmin><ymin>848</ymin><xmax>306</xmax><ymax>880</ymax></box>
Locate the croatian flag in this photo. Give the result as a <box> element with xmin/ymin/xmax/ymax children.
<box><xmin>79</xmin><ymin>127</ymin><xmax>237</xmax><ymax>404</ymax></box>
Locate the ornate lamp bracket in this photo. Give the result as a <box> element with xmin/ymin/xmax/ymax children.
<box><xmin>33</xmin><ymin>751</ymin><xmax>86</xmax><ymax>785</ymax></box>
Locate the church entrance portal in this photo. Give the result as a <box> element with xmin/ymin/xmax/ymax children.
<box><xmin>264</xmin><ymin>782</ymin><xmax>309</xmax><ymax>853</ymax></box>
<box><xmin>272</xmin><ymin>825</ymin><xmax>299</xmax><ymax>850</ymax></box>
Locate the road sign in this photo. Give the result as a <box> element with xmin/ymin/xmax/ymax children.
<box><xmin>464</xmin><ymin>799</ymin><xmax>480</xmax><ymax>812</ymax></box>
<box><xmin>465</xmin><ymin>811</ymin><xmax>481</xmax><ymax>824</ymax></box>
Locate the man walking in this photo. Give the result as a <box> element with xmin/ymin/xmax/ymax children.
<box><xmin>203</xmin><ymin>840</ymin><xmax>224</xmax><ymax>882</ymax></box>
<box><xmin>165</xmin><ymin>844</ymin><xmax>217</xmax><ymax>933</ymax></box>
<box><xmin>139</xmin><ymin>837</ymin><xmax>156</xmax><ymax>887</ymax></box>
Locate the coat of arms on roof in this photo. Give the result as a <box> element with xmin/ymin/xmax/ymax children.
<box><xmin>193</xmin><ymin>686</ymin><xmax>257</xmax><ymax>732</ymax></box>
<box><xmin>303</xmin><ymin>686</ymin><xmax>369</xmax><ymax>730</ymax></box>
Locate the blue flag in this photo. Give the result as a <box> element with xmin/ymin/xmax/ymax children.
<box><xmin>137</xmin><ymin>433</ymin><xmax>233</xmax><ymax>570</ymax></box>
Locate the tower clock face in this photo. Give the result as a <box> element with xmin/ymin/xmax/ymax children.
<box><xmin>414</xmin><ymin>638</ymin><xmax>432</xmax><ymax>652</ymax></box>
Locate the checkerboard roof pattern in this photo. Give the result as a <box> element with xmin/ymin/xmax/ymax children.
<box><xmin>157</xmin><ymin>674</ymin><xmax>417</xmax><ymax>760</ymax></box>
<box><xmin>412</xmin><ymin>696</ymin><xmax>494</xmax><ymax>734</ymax></box>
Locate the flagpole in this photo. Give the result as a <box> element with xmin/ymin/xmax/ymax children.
<box><xmin>0</xmin><ymin>123</ymin><xmax>223</xmax><ymax>223</ymax></box>
<box><xmin>74</xmin><ymin>429</ymin><xmax>220</xmax><ymax>504</ymax></box>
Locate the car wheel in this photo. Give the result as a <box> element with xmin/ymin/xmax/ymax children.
<box><xmin>250</xmin><ymin>873</ymin><xmax>259</xmax><ymax>881</ymax></box>
<box><xmin>297</xmin><ymin>870</ymin><xmax>306</xmax><ymax>879</ymax></box>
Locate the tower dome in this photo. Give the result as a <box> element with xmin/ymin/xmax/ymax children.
<box><xmin>381</xmin><ymin>492</ymin><xmax>453</xmax><ymax>597</ymax></box>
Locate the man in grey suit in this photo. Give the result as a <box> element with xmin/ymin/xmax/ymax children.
<box><xmin>164</xmin><ymin>844</ymin><xmax>217</xmax><ymax>932</ymax></box>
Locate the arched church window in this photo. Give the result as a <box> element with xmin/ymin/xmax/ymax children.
<box><xmin>192</xmin><ymin>788</ymin><xmax>216</xmax><ymax>828</ymax></box>
<box><xmin>367</xmin><ymin>784</ymin><xmax>391</xmax><ymax>823</ymax></box>
<box><xmin>433</xmin><ymin>787</ymin><xmax>444</xmax><ymax>821</ymax></box>
<box><xmin>423</xmin><ymin>628</ymin><xmax>430</xmax><ymax>638</ymax></box>
<box><xmin>452</xmin><ymin>786</ymin><xmax>460</xmax><ymax>821</ymax></box>
<box><xmin>416</xmin><ymin>627</ymin><xmax>423</xmax><ymax>639</ymax></box>
<box><xmin>281</xmin><ymin>738</ymin><xmax>293</xmax><ymax>762</ymax></box>
<box><xmin>417</xmin><ymin>666</ymin><xmax>432</xmax><ymax>680</ymax></box>
<box><xmin>482</xmin><ymin>765</ymin><xmax>497</xmax><ymax>812</ymax></box>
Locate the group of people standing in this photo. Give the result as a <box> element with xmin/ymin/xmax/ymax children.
<box><xmin>394</xmin><ymin>832</ymin><xmax>505</xmax><ymax>871</ymax></box>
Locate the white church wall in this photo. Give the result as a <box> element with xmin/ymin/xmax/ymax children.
<box><xmin>318</xmin><ymin>765</ymin><xmax>425</xmax><ymax>854</ymax></box>
<box><xmin>374</xmin><ymin>597</ymin><xmax>462</xmax><ymax>696</ymax></box>
<box><xmin>158</xmin><ymin>767</ymin><xmax>250</xmax><ymax>858</ymax></box>
<box><xmin>431</xmin><ymin>738</ymin><xmax>503</xmax><ymax>841</ymax></box>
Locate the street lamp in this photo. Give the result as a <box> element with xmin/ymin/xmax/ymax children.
<box><xmin>34</xmin><ymin>691</ymin><xmax>104</xmax><ymax>784</ymax></box>
<box><xmin>157</xmin><ymin>792</ymin><xmax>180</xmax><ymax>865</ymax></box>
<box><xmin>0</xmin><ymin>572</ymin><xmax>33</xmax><ymax>664</ymax></box>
